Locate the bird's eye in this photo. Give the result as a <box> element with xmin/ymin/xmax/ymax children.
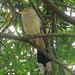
<box><xmin>24</xmin><ymin>11</ymin><xmax>29</xmax><ymax>14</ymax></box>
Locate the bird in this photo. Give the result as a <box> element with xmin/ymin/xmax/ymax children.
<box><xmin>19</xmin><ymin>7</ymin><xmax>52</xmax><ymax>74</ymax></box>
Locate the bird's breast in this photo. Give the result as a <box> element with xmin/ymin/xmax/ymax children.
<box><xmin>21</xmin><ymin>14</ymin><xmax>41</xmax><ymax>35</ymax></box>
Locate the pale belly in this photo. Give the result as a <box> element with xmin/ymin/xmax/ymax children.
<box><xmin>22</xmin><ymin>16</ymin><xmax>41</xmax><ymax>35</ymax></box>
<box><xmin>23</xmin><ymin>23</ymin><xmax>40</xmax><ymax>35</ymax></box>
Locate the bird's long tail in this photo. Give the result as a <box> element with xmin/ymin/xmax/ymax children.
<box><xmin>35</xmin><ymin>38</ymin><xmax>52</xmax><ymax>74</ymax></box>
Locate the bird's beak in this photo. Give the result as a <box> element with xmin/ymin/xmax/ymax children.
<box><xmin>18</xmin><ymin>12</ymin><xmax>23</xmax><ymax>14</ymax></box>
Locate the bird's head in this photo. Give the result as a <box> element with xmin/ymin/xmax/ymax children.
<box><xmin>19</xmin><ymin>7</ymin><xmax>34</xmax><ymax>15</ymax></box>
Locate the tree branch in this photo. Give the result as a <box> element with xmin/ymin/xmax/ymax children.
<box><xmin>1</xmin><ymin>32</ymin><xmax>75</xmax><ymax>40</ymax></box>
<box><xmin>53</xmin><ymin>1</ymin><xmax>75</xmax><ymax>10</ymax></box>
<box><xmin>0</xmin><ymin>32</ymin><xmax>75</xmax><ymax>74</ymax></box>
<box><xmin>6</xmin><ymin>0</ymin><xmax>17</xmax><ymax>14</ymax></box>
<box><xmin>42</xmin><ymin>0</ymin><xmax>75</xmax><ymax>25</ymax></box>
<box><xmin>26</xmin><ymin>33</ymin><xmax>75</xmax><ymax>39</ymax></box>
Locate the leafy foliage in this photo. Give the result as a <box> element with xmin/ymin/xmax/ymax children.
<box><xmin>0</xmin><ymin>0</ymin><xmax>75</xmax><ymax>75</ymax></box>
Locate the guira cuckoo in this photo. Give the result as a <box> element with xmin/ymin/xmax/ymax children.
<box><xmin>19</xmin><ymin>7</ymin><xmax>52</xmax><ymax>74</ymax></box>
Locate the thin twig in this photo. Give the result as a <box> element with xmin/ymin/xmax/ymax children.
<box><xmin>29</xmin><ymin>0</ymin><xmax>44</xmax><ymax>24</ymax></box>
<box><xmin>2</xmin><ymin>17</ymin><xmax>13</xmax><ymax>32</ymax></box>
<box><xmin>29</xmin><ymin>0</ymin><xmax>46</xmax><ymax>33</ymax></box>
